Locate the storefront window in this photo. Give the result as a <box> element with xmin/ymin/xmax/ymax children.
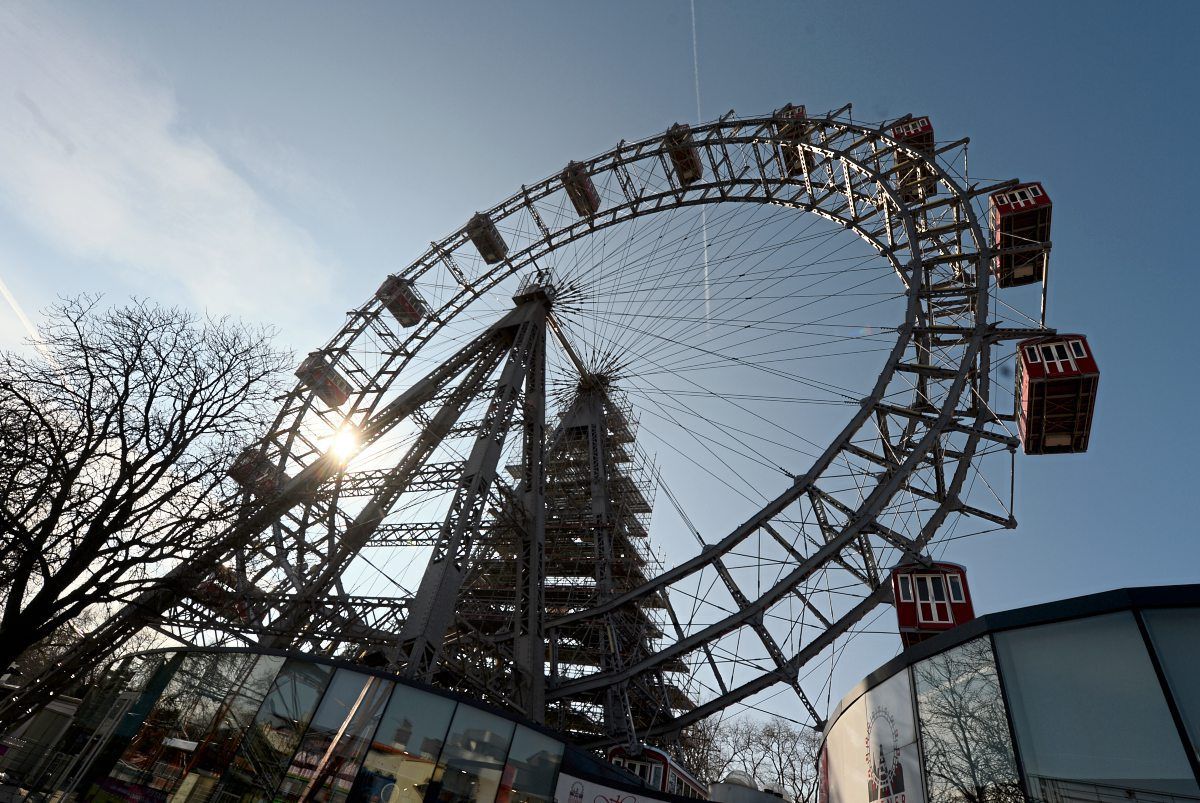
<box><xmin>1142</xmin><ymin>608</ymin><xmax>1200</xmax><ymax>761</ymax></box>
<box><xmin>217</xmin><ymin>658</ymin><xmax>334</xmax><ymax>801</ymax></box>
<box><xmin>276</xmin><ymin>670</ymin><xmax>392</xmax><ymax>802</ymax></box>
<box><xmin>912</xmin><ymin>637</ymin><xmax>1022</xmax><ymax>803</ymax></box>
<box><xmin>994</xmin><ymin>612</ymin><xmax>1200</xmax><ymax>799</ymax></box>
<box><xmin>81</xmin><ymin>652</ymin><xmax>185</xmax><ymax>799</ymax></box>
<box><xmin>348</xmin><ymin>682</ymin><xmax>457</xmax><ymax>803</ymax></box>
<box><xmin>503</xmin><ymin>725</ymin><xmax>564</xmax><ymax>803</ymax></box>
<box><xmin>188</xmin><ymin>652</ymin><xmax>285</xmax><ymax>779</ymax></box>
<box><xmin>434</xmin><ymin>705</ymin><xmax>517</xmax><ymax>803</ymax></box>
<box><xmin>106</xmin><ymin>651</ymin><xmax>242</xmax><ymax>797</ymax></box>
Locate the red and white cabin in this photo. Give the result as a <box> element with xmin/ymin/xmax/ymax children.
<box><xmin>607</xmin><ymin>745</ymin><xmax>707</xmax><ymax>799</ymax></box>
<box><xmin>775</xmin><ymin>103</ymin><xmax>813</xmax><ymax>177</ymax></box>
<box><xmin>467</xmin><ymin>212</ymin><xmax>509</xmax><ymax>264</ymax></box>
<box><xmin>295</xmin><ymin>352</ymin><xmax>353</xmax><ymax>408</ymax></box>
<box><xmin>990</xmin><ymin>182</ymin><xmax>1052</xmax><ymax>288</ymax></box>
<box><xmin>891</xmin><ymin>116</ymin><xmax>934</xmax><ymax>148</ymax></box>
<box><xmin>227</xmin><ymin>447</ymin><xmax>283</xmax><ymax>496</ymax></box>
<box><xmin>562</xmin><ymin>161</ymin><xmax>601</xmax><ymax>217</ymax></box>
<box><xmin>665</xmin><ymin>123</ymin><xmax>704</xmax><ymax>186</ymax></box>
<box><xmin>890</xmin><ymin>116</ymin><xmax>936</xmax><ymax>202</ymax></box>
<box><xmin>891</xmin><ymin>561</ymin><xmax>975</xmax><ymax>649</ymax></box>
<box><xmin>376</xmin><ymin>275</ymin><xmax>429</xmax><ymax>328</ymax></box>
<box><xmin>1016</xmin><ymin>334</ymin><xmax>1099</xmax><ymax>455</ymax></box>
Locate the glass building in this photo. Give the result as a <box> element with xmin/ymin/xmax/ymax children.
<box><xmin>819</xmin><ymin>585</ymin><xmax>1200</xmax><ymax>803</ymax></box>
<box><xmin>10</xmin><ymin>647</ymin><xmax>642</xmax><ymax>803</ymax></box>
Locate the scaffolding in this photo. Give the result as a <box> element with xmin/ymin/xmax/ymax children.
<box><xmin>446</xmin><ymin>380</ymin><xmax>693</xmax><ymax>742</ymax></box>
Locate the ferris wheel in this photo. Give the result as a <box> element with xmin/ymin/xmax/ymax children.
<box><xmin>29</xmin><ymin>104</ymin><xmax>1095</xmax><ymax>748</ymax></box>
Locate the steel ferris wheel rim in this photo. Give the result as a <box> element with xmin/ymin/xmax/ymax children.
<box><xmin>205</xmin><ymin>106</ymin><xmax>1043</xmax><ymax>739</ymax></box>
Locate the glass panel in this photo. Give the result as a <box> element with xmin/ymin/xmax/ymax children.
<box><xmin>433</xmin><ymin>705</ymin><xmax>517</xmax><ymax>803</ymax></box>
<box><xmin>931</xmin><ymin>577</ymin><xmax>947</xmax><ymax>602</ymax></box>
<box><xmin>217</xmin><ymin>658</ymin><xmax>334</xmax><ymax>801</ymax></box>
<box><xmin>502</xmin><ymin>726</ymin><xmax>563</xmax><ymax>803</ymax></box>
<box><xmin>1071</xmin><ymin>340</ymin><xmax>1086</xmax><ymax>358</ymax></box>
<box><xmin>1143</xmin><ymin>608</ymin><xmax>1200</xmax><ymax>761</ymax></box>
<box><xmin>913</xmin><ymin>638</ymin><xmax>1022</xmax><ymax>803</ymax></box>
<box><xmin>348</xmin><ymin>683</ymin><xmax>457</xmax><ymax>803</ymax></box>
<box><xmin>1025</xmin><ymin>347</ymin><xmax>1039</xmax><ymax>363</ymax></box>
<box><xmin>947</xmin><ymin>576</ymin><xmax>964</xmax><ymax>604</ymax></box>
<box><xmin>189</xmin><ymin>653</ymin><xmax>286</xmax><ymax>777</ymax></box>
<box><xmin>899</xmin><ymin>576</ymin><xmax>913</xmax><ymax>602</ymax></box>
<box><xmin>275</xmin><ymin>670</ymin><xmax>391</xmax><ymax>803</ymax></box>
<box><xmin>81</xmin><ymin>652</ymin><xmax>185</xmax><ymax>800</ymax></box>
<box><xmin>995</xmin><ymin>612</ymin><xmax>1200</xmax><ymax>799</ymax></box>
<box><xmin>917</xmin><ymin>577</ymin><xmax>930</xmax><ymax>602</ymax></box>
<box><xmin>106</xmin><ymin>652</ymin><xmax>246</xmax><ymax>798</ymax></box>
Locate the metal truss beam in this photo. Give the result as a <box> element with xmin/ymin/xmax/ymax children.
<box><xmin>394</xmin><ymin>298</ymin><xmax>549</xmax><ymax>680</ymax></box>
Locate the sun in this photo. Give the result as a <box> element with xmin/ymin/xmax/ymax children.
<box><xmin>328</xmin><ymin>425</ymin><xmax>359</xmax><ymax>463</ymax></box>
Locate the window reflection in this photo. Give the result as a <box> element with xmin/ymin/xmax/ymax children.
<box><xmin>1143</xmin><ymin>609</ymin><xmax>1200</xmax><ymax>762</ymax></box>
<box><xmin>80</xmin><ymin>652</ymin><xmax>184</xmax><ymax>800</ymax></box>
<box><xmin>105</xmin><ymin>652</ymin><xmax>251</xmax><ymax>798</ymax></box>
<box><xmin>217</xmin><ymin>658</ymin><xmax>334</xmax><ymax>801</ymax></box>
<box><xmin>912</xmin><ymin>638</ymin><xmax>1022</xmax><ymax>803</ymax></box>
<box><xmin>189</xmin><ymin>653</ymin><xmax>286</xmax><ymax>779</ymax></box>
<box><xmin>503</xmin><ymin>726</ymin><xmax>564</xmax><ymax>803</ymax></box>
<box><xmin>348</xmin><ymin>683</ymin><xmax>456</xmax><ymax>803</ymax></box>
<box><xmin>276</xmin><ymin>670</ymin><xmax>391</xmax><ymax>802</ymax></box>
<box><xmin>430</xmin><ymin>705</ymin><xmax>516</xmax><ymax>803</ymax></box>
<box><xmin>995</xmin><ymin>612</ymin><xmax>1200</xmax><ymax>800</ymax></box>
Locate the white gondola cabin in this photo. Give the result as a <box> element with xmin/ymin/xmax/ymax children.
<box><xmin>890</xmin><ymin>116</ymin><xmax>937</xmax><ymax>203</ymax></box>
<box><xmin>665</xmin><ymin>123</ymin><xmax>704</xmax><ymax>186</ymax></box>
<box><xmin>990</xmin><ymin>182</ymin><xmax>1052</xmax><ymax>288</ymax></box>
<box><xmin>295</xmin><ymin>352</ymin><xmax>353</xmax><ymax>408</ymax></box>
<box><xmin>467</xmin><ymin>212</ymin><xmax>508</xmax><ymax>264</ymax></box>
<box><xmin>891</xmin><ymin>561</ymin><xmax>975</xmax><ymax>649</ymax></box>
<box><xmin>1016</xmin><ymin>334</ymin><xmax>1099</xmax><ymax>455</ymax></box>
<box><xmin>227</xmin><ymin>447</ymin><xmax>282</xmax><ymax>496</ymax></box>
<box><xmin>562</xmin><ymin>161</ymin><xmax>601</xmax><ymax>217</ymax></box>
<box><xmin>376</xmin><ymin>275</ymin><xmax>429</xmax><ymax>328</ymax></box>
<box><xmin>774</xmin><ymin>103</ymin><xmax>814</xmax><ymax>177</ymax></box>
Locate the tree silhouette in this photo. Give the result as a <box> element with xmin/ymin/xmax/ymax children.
<box><xmin>0</xmin><ymin>296</ymin><xmax>285</xmax><ymax>676</ymax></box>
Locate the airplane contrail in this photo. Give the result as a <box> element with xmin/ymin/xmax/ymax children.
<box><xmin>0</xmin><ymin>271</ymin><xmax>55</xmax><ymax>365</ymax></box>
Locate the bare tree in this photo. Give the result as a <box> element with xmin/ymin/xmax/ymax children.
<box><xmin>912</xmin><ymin>639</ymin><xmax>1023</xmax><ymax>803</ymax></box>
<box><xmin>0</xmin><ymin>296</ymin><xmax>286</xmax><ymax>676</ymax></box>
<box><xmin>681</xmin><ymin>714</ymin><xmax>822</xmax><ymax>803</ymax></box>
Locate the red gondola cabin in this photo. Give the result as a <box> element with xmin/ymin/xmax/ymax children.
<box><xmin>1016</xmin><ymin>334</ymin><xmax>1099</xmax><ymax>455</ymax></box>
<box><xmin>891</xmin><ymin>561</ymin><xmax>975</xmax><ymax>649</ymax></box>
<box><xmin>891</xmin><ymin>116</ymin><xmax>937</xmax><ymax>202</ymax></box>
<box><xmin>775</xmin><ymin>103</ymin><xmax>814</xmax><ymax>177</ymax></box>
<box><xmin>467</xmin><ymin>212</ymin><xmax>509</xmax><ymax>264</ymax></box>
<box><xmin>990</xmin><ymin>182</ymin><xmax>1052</xmax><ymax>288</ymax></box>
<box><xmin>295</xmin><ymin>352</ymin><xmax>353</xmax><ymax>408</ymax></box>
<box><xmin>376</xmin><ymin>275</ymin><xmax>429</xmax><ymax>328</ymax></box>
<box><xmin>607</xmin><ymin>744</ymin><xmax>707</xmax><ymax>799</ymax></box>
<box><xmin>227</xmin><ymin>447</ymin><xmax>283</xmax><ymax>496</ymax></box>
<box><xmin>665</xmin><ymin>123</ymin><xmax>704</xmax><ymax>186</ymax></box>
<box><xmin>562</xmin><ymin>161</ymin><xmax>601</xmax><ymax>217</ymax></box>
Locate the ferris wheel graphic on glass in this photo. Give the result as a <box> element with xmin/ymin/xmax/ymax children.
<box><xmin>25</xmin><ymin>104</ymin><xmax>1101</xmax><ymax>748</ymax></box>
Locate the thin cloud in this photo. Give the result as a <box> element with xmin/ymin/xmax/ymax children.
<box><xmin>0</xmin><ymin>2</ymin><xmax>337</xmax><ymax>341</ymax></box>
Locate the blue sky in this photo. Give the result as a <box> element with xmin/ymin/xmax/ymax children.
<box><xmin>2</xmin><ymin>1</ymin><xmax>1198</xmax><ymax>715</ymax></box>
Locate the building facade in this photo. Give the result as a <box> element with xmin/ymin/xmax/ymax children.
<box><xmin>820</xmin><ymin>585</ymin><xmax>1200</xmax><ymax>803</ymax></box>
<box><xmin>2</xmin><ymin>646</ymin><xmax>677</xmax><ymax>803</ymax></box>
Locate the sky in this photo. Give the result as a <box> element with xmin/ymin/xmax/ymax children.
<box><xmin>2</xmin><ymin>1</ymin><xmax>1199</xmax><ymax>719</ymax></box>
